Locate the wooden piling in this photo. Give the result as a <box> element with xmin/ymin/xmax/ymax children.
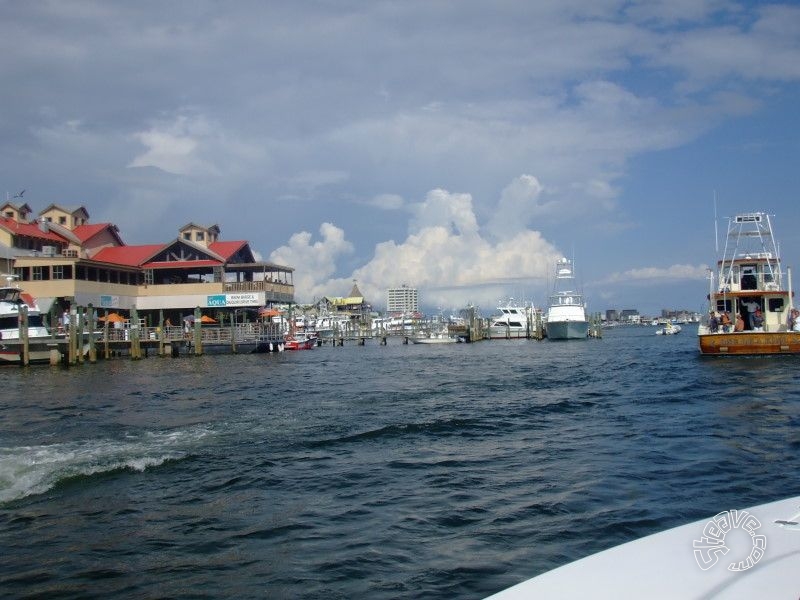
<box><xmin>193</xmin><ymin>306</ymin><xmax>202</xmax><ymax>356</ymax></box>
<box><xmin>87</xmin><ymin>304</ymin><xmax>97</xmax><ymax>363</ymax></box>
<box><xmin>19</xmin><ymin>304</ymin><xmax>30</xmax><ymax>366</ymax></box>
<box><xmin>131</xmin><ymin>307</ymin><xmax>141</xmax><ymax>359</ymax></box>
<box><xmin>158</xmin><ymin>309</ymin><xmax>166</xmax><ymax>357</ymax></box>
<box><xmin>76</xmin><ymin>307</ymin><xmax>85</xmax><ymax>364</ymax></box>
<box><xmin>103</xmin><ymin>311</ymin><xmax>111</xmax><ymax>360</ymax></box>
<box><xmin>68</xmin><ymin>308</ymin><xmax>77</xmax><ymax>365</ymax></box>
<box><xmin>229</xmin><ymin>313</ymin><xmax>237</xmax><ymax>354</ymax></box>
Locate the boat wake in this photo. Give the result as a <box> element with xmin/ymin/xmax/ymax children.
<box><xmin>0</xmin><ymin>425</ymin><xmax>213</xmax><ymax>504</ymax></box>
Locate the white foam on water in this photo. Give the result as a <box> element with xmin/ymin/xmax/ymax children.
<box><xmin>0</xmin><ymin>425</ymin><xmax>214</xmax><ymax>504</ymax></box>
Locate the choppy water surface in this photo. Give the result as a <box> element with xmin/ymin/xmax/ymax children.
<box><xmin>2</xmin><ymin>326</ymin><xmax>799</xmax><ymax>599</ymax></box>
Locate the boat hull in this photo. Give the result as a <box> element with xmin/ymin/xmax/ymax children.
<box><xmin>0</xmin><ymin>343</ymin><xmax>57</xmax><ymax>364</ymax></box>
<box><xmin>698</xmin><ymin>331</ymin><xmax>800</xmax><ymax>355</ymax></box>
<box><xmin>487</xmin><ymin>326</ymin><xmax>529</xmax><ymax>339</ymax></box>
<box><xmin>486</xmin><ymin>494</ymin><xmax>800</xmax><ymax>599</ymax></box>
<box><xmin>546</xmin><ymin>320</ymin><xmax>589</xmax><ymax>340</ymax></box>
<box><xmin>284</xmin><ymin>338</ymin><xmax>316</xmax><ymax>350</ymax></box>
<box><xmin>411</xmin><ymin>337</ymin><xmax>457</xmax><ymax>344</ymax></box>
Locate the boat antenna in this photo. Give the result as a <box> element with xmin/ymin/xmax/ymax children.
<box><xmin>713</xmin><ymin>191</ymin><xmax>719</xmax><ymax>254</ymax></box>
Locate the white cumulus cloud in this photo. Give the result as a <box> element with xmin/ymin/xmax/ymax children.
<box><xmin>281</xmin><ymin>187</ymin><xmax>562</xmax><ymax>310</ymax></box>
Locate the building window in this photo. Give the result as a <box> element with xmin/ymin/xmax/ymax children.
<box><xmin>59</xmin><ymin>216</ymin><xmax>67</xmax><ymax>225</ymax></box>
<box><xmin>183</xmin><ymin>232</ymin><xmax>191</xmax><ymax>240</ymax></box>
<box><xmin>32</xmin><ymin>266</ymin><xmax>45</xmax><ymax>280</ymax></box>
<box><xmin>4</xmin><ymin>211</ymin><xmax>12</xmax><ymax>218</ymax></box>
<box><xmin>53</xmin><ymin>265</ymin><xmax>65</xmax><ymax>279</ymax></box>
<box><xmin>144</xmin><ymin>269</ymin><xmax>154</xmax><ymax>285</ymax></box>
<box><xmin>196</xmin><ymin>232</ymin><xmax>205</xmax><ymax>241</ymax></box>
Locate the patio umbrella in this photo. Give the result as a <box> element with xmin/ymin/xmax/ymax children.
<box><xmin>258</xmin><ymin>308</ymin><xmax>281</xmax><ymax>318</ymax></box>
<box><xmin>98</xmin><ymin>312</ymin><xmax>126</xmax><ymax>323</ymax></box>
<box><xmin>200</xmin><ymin>315</ymin><xmax>217</xmax><ymax>323</ymax></box>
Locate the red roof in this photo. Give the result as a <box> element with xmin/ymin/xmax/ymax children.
<box><xmin>73</xmin><ymin>223</ymin><xmax>121</xmax><ymax>244</ymax></box>
<box><xmin>0</xmin><ymin>217</ymin><xmax>65</xmax><ymax>243</ymax></box>
<box><xmin>92</xmin><ymin>244</ymin><xmax>164</xmax><ymax>267</ymax></box>
<box><xmin>209</xmin><ymin>240</ymin><xmax>247</xmax><ymax>260</ymax></box>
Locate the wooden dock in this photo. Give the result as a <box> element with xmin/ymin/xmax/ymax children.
<box><xmin>5</xmin><ymin>305</ymin><xmax>285</xmax><ymax>366</ymax></box>
<box><xmin>4</xmin><ymin>305</ymin><xmax>603</xmax><ymax>367</ymax></box>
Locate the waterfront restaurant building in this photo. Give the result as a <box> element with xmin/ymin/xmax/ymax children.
<box><xmin>0</xmin><ymin>203</ymin><xmax>294</xmax><ymax>323</ymax></box>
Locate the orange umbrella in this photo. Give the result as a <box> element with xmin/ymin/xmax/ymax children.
<box><xmin>200</xmin><ymin>315</ymin><xmax>217</xmax><ymax>323</ymax></box>
<box><xmin>258</xmin><ymin>308</ymin><xmax>281</xmax><ymax>317</ymax></box>
<box><xmin>99</xmin><ymin>312</ymin><xmax>126</xmax><ymax>323</ymax></box>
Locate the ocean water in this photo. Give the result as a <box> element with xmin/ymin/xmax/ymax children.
<box><xmin>1</xmin><ymin>325</ymin><xmax>799</xmax><ymax>599</ymax></box>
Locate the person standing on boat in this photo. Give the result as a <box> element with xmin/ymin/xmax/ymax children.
<box><xmin>741</xmin><ymin>299</ymin><xmax>760</xmax><ymax>329</ymax></box>
<box><xmin>752</xmin><ymin>309</ymin><xmax>764</xmax><ymax>331</ymax></box>
<box><xmin>790</xmin><ymin>308</ymin><xmax>800</xmax><ymax>331</ymax></box>
<box><xmin>720</xmin><ymin>311</ymin><xmax>732</xmax><ymax>332</ymax></box>
<box><xmin>709</xmin><ymin>312</ymin><xmax>719</xmax><ymax>333</ymax></box>
<box><xmin>734</xmin><ymin>313</ymin><xmax>745</xmax><ymax>332</ymax></box>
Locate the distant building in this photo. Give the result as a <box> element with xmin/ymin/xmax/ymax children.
<box><xmin>619</xmin><ymin>309</ymin><xmax>640</xmax><ymax>323</ymax></box>
<box><xmin>387</xmin><ymin>284</ymin><xmax>418</xmax><ymax>314</ymax></box>
<box><xmin>605</xmin><ymin>309</ymin><xmax>619</xmax><ymax>322</ymax></box>
<box><xmin>316</xmin><ymin>281</ymin><xmax>371</xmax><ymax>319</ymax></box>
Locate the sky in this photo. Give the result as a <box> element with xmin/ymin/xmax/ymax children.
<box><xmin>2</xmin><ymin>1</ymin><xmax>799</xmax><ymax>317</ymax></box>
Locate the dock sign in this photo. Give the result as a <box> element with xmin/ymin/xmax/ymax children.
<box><xmin>207</xmin><ymin>295</ymin><xmax>227</xmax><ymax>307</ymax></box>
<box><xmin>206</xmin><ymin>293</ymin><xmax>260</xmax><ymax>308</ymax></box>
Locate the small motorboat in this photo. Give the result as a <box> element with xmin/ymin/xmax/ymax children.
<box><xmin>656</xmin><ymin>323</ymin><xmax>681</xmax><ymax>335</ymax></box>
<box><xmin>284</xmin><ymin>332</ymin><xmax>317</xmax><ymax>350</ymax></box>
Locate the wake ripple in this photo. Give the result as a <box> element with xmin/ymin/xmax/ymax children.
<box><xmin>0</xmin><ymin>425</ymin><xmax>213</xmax><ymax>503</ymax></box>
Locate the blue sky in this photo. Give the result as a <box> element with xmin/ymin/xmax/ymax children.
<box><xmin>2</xmin><ymin>1</ymin><xmax>799</xmax><ymax>316</ymax></box>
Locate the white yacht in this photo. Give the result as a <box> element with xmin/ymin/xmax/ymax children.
<box><xmin>0</xmin><ymin>275</ymin><xmax>53</xmax><ymax>364</ymax></box>
<box><xmin>488</xmin><ymin>299</ymin><xmax>533</xmax><ymax>339</ymax></box>
<box><xmin>545</xmin><ymin>258</ymin><xmax>589</xmax><ymax>340</ymax></box>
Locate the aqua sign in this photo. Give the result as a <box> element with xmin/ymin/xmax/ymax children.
<box><xmin>207</xmin><ymin>295</ymin><xmax>227</xmax><ymax>307</ymax></box>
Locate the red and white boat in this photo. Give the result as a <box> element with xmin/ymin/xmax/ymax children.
<box><xmin>284</xmin><ymin>331</ymin><xmax>317</xmax><ymax>350</ymax></box>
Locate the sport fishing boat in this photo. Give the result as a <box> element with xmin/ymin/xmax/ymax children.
<box><xmin>487</xmin><ymin>299</ymin><xmax>533</xmax><ymax>339</ymax></box>
<box><xmin>0</xmin><ymin>275</ymin><xmax>54</xmax><ymax>364</ymax></box>
<box><xmin>545</xmin><ymin>258</ymin><xmax>588</xmax><ymax>340</ymax></box>
<box><xmin>698</xmin><ymin>212</ymin><xmax>800</xmax><ymax>355</ymax></box>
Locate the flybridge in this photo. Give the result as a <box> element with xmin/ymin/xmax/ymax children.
<box><xmin>735</xmin><ymin>213</ymin><xmax>762</xmax><ymax>223</ymax></box>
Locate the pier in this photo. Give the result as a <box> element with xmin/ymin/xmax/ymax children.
<box><xmin>5</xmin><ymin>305</ymin><xmax>605</xmax><ymax>367</ymax></box>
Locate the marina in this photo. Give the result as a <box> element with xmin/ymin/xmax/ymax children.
<box><xmin>2</xmin><ymin>325</ymin><xmax>798</xmax><ymax>599</ymax></box>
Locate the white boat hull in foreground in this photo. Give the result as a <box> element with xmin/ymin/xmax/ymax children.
<box><xmin>545</xmin><ymin>320</ymin><xmax>588</xmax><ymax>340</ymax></box>
<box><xmin>486</xmin><ymin>495</ymin><xmax>800</xmax><ymax>599</ymax></box>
